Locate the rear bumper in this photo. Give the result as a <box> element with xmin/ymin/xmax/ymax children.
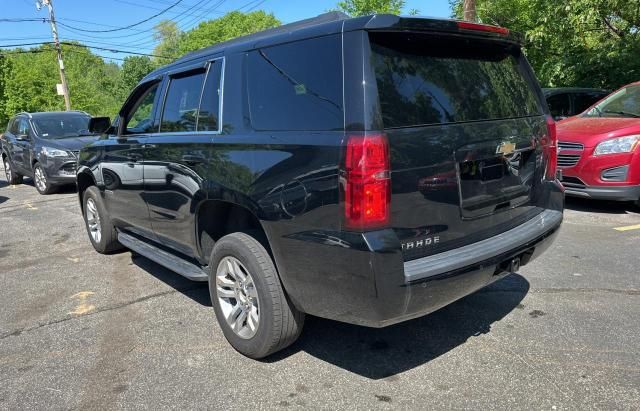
<box><xmin>404</xmin><ymin>209</ymin><xmax>562</xmax><ymax>283</ymax></box>
<box><xmin>563</xmin><ymin>184</ymin><xmax>640</xmax><ymax>201</ymax></box>
<box><xmin>269</xmin><ymin>207</ymin><xmax>563</xmax><ymax>328</ymax></box>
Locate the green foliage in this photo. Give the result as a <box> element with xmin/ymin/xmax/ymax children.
<box><xmin>152</xmin><ymin>20</ymin><xmax>182</xmax><ymax>62</ymax></box>
<box><xmin>0</xmin><ymin>44</ymin><xmax>123</xmax><ymax>127</ymax></box>
<box><xmin>177</xmin><ymin>11</ymin><xmax>280</xmax><ymax>55</ymax></box>
<box><xmin>119</xmin><ymin>56</ymin><xmax>155</xmax><ymax>101</ymax></box>
<box><xmin>450</xmin><ymin>0</ymin><xmax>640</xmax><ymax>90</ymax></box>
<box><xmin>336</xmin><ymin>0</ymin><xmax>418</xmax><ymax>16</ymax></box>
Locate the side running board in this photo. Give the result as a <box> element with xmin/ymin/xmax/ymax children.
<box><xmin>117</xmin><ymin>232</ymin><xmax>209</xmax><ymax>282</ymax></box>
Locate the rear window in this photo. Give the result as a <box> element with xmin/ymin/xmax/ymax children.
<box><xmin>247</xmin><ymin>35</ymin><xmax>344</xmax><ymax>131</ymax></box>
<box><xmin>369</xmin><ymin>32</ymin><xmax>543</xmax><ymax>128</ymax></box>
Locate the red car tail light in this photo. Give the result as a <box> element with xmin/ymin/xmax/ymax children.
<box><xmin>457</xmin><ymin>21</ymin><xmax>510</xmax><ymax>36</ymax></box>
<box><xmin>544</xmin><ymin>115</ymin><xmax>558</xmax><ymax>180</ymax></box>
<box><xmin>344</xmin><ymin>133</ymin><xmax>391</xmax><ymax>230</ymax></box>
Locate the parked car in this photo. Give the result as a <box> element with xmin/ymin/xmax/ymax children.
<box><xmin>77</xmin><ymin>13</ymin><xmax>564</xmax><ymax>358</ymax></box>
<box><xmin>556</xmin><ymin>82</ymin><xmax>640</xmax><ymax>205</ymax></box>
<box><xmin>1</xmin><ymin>111</ymin><xmax>98</xmax><ymax>194</ymax></box>
<box><xmin>543</xmin><ymin>87</ymin><xmax>609</xmax><ymax>121</ymax></box>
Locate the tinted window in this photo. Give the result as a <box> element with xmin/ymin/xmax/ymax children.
<box><xmin>197</xmin><ymin>61</ymin><xmax>222</xmax><ymax>131</ymax></box>
<box><xmin>160</xmin><ymin>70</ymin><xmax>206</xmax><ymax>132</ymax></box>
<box><xmin>547</xmin><ymin>93</ymin><xmax>572</xmax><ymax>118</ymax></box>
<box><xmin>126</xmin><ymin>83</ymin><xmax>160</xmax><ymax>134</ymax></box>
<box><xmin>248</xmin><ymin>35</ymin><xmax>343</xmax><ymax>131</ymax></box>
<box><xmin>33</xmin><ymin>115</ymin><xmax>90</xmax><ymax>139</ymax></box>
<box><xmin>370</xmin><ymin>33</ymin><xmax>542</xmax><ymax>128</ymax></box>
<box><xmin>573</xmin><ymin>92</ymin><xmax>605</xmax><ymax>114</ymax></box>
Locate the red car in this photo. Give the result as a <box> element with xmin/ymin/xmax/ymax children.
<box><xmin>557</xmin><ymin>81</ymin><xmax>640</xmax><ymax>205</ymax></box>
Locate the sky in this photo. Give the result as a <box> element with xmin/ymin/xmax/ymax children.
<box><xmin>0</xmin><ymin>0</ymin><xmax>452</xmax><ymax>62</ymax></box>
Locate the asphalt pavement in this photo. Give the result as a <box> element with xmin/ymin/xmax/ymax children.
<box><xmin>0</xmin><ymin>176</ymin><xmax>639</xmax><ymax>410</ymax></box>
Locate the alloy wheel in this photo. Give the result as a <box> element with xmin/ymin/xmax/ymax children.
<box><xmin>34</xmin><ymin>165</ymin><xmax>47</xmax><ymax>192</ymax></box>
<box><xmin>215</xmin><ymin>256</ymin><xmax>260</xmax><ymax>339</ymax></box>
<box><xmin>85</xmin><ymin>198</ymin><xmax>102</xmax><ymax>244</ymax></box>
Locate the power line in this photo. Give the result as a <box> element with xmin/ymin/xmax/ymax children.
<box><xmin>0</xmin><ymin>18</ymin><xmax>48</xmax><ymax>23</ymax></box>
<box><xmin>54</xmin><ymin>0</ymin><xmax>186</xmax><ymax>33</ymax></box>
<box><xmin>0</xmin><ymin>47</ymin><xmax>129</xmax><ymax>62</ymax></box>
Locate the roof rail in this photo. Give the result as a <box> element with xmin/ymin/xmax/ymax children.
<box><xmin>17</xmin><ymin>112</ymin><xmax>32</xmax><ymax>118</ymax></box>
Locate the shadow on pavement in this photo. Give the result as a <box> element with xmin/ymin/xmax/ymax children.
<box><xmin>130</xmin><ymin>253</ymin><xmax>211</xmax><ymax>307</ymax></box>
<box><xmin>128</xmin><ymin>249</ymin><xmax>528</xmax><ymax>378</ymax></box>
<box><xmin>270</xmin><ymin>274</ymin><xmax>530</xmax><ymax>379</ymax></box>
<box><xmin>0</xmin><ymin>196</ymin><xmax>7</xmax><ymax>205</ymax></box>
<box><xmin>565</xmin><ymin>196</ymin><xmax>639</xmax><ymax>214</ymax></box>
<box><xmin>0</xmin><ymin>180</ymin><xmax>7</xmax><ymax>189</ymax></box>
<box><xmin>55</xmin><ymin>184</ymin><xmax>78</xmax><ymax>194</ymax></box>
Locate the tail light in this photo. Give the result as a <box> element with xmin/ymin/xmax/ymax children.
<box><xmin>457</xmin><ymin>21</ymin><xmax>510</xmax><ymax>36</ymax></box>
<box><xmin>544</xmin><ymin>115</ymin><xmax>558</xmax><ymax>180</ymax></box>
<box><xmin>344</xmin><ymin>133</ymin><xmax>391</xmax><ymax>230</ymax></box>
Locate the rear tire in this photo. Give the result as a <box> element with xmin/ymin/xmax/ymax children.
<box><xmin>209</xmin><ymin>232</ymin><xmax>304</xmax><ymax>359</ymax></box>
<box><xmin>82</xmin><ymin>186</ymin><xmax>123</xmax><ymax>254</ymax></box>
<box><xmin>3</xmin><ymin>157</ymin><xmax>23</xmax><ymax>185</ymax></box>
<box><xmin>33</xmin><ymin>162</ymin><xmax>56</xmax><ymax>195</ymax></box>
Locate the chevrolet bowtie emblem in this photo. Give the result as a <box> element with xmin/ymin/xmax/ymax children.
<box><xmin>496</xmin><ymin>142</ymin><xmax>517</xmax><ymax>155</ymax></box>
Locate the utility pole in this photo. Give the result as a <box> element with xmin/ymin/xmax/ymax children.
<box><xmin>463</xmin><ymin>0</ymin><xmax>478</xmax><ymax>22</ymax></box>
<box><xmin>37</xmin><ymin>0</ymin><xmax>71</xmax><ymax>110</ymax></box>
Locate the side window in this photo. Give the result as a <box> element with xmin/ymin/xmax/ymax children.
<box><xmin>18</xmin><ymin>118</ymin><xmax>31</xmax><ymax>136</ymax></box>
<box><xmin>125</xmin><ymin>83</ymin><xmax>160</xmax><ymax>134</ymax></box>
<box><xmin>8</xmin><ymin>119</ymin><xmax>17</xmax><ymax>135</ymax></box>
<box><xmin>197</xmin><ymin>61</ymin><xmax>222</xmax><ymax>131</ymax></box>
<box><xmin>574</xmin><ymin>92</ymin><xmax>605</xmax><ymax>114</ymax></box>
<box><xmin>547</xmin><ymin>93</ymin><xmax>571</xmax><ymax>118</ymax></box>
<box><xmin>160</xmin><ymin>70</ymin><xmax>206</xmax><ymax>132</ymax></box>
<box><xmin>247</xmin><ymin>35</ymin><xmax>344</xmax><ymax>131</ymax></box>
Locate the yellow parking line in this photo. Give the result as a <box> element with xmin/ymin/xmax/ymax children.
<box><xmin>614</xmin><ymin>224</ymin><xmax>640</xmax><ymax>232</ymax></box>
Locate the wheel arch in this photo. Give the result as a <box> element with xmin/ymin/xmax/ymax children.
<box><xmin>77</xmin><ymin>169</ymin><xmax>97</xmax><ymax>212</ymax></box>
<box><xmin>196</xmin><ymin>199</ymin><xmax>273</xmax><ymax>262</ymax></box>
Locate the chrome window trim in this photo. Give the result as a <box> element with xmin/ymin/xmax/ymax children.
<box><xmin>157</xmin><ymin>56</ymin><xmax>225</xmax><ymax>136</ymax></box>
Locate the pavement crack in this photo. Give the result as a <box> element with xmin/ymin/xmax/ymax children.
<box><xmin>0</xmin><ymin>285</ymin><xmax>203</xmax><ymax>340</ymax></box>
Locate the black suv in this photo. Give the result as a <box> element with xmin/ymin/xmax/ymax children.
<box><xmin>1</xmin><ymin>111</ymin><xmax>97</xmax><ymax>194</ymax></box>
<box><xmin>79</xmin><ymin>13</ymin><xmax>564</xmax><ymax>358</ymax></box>
<box><xmin>543</xmin><ymin>87</ymin><xmax>609</xmax><ymax>121</ymax></box>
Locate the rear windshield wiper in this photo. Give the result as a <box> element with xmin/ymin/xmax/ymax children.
<box><xmin>602</xmin><ymin>110</ymin><xmax>640</xmax><ymax>118</ymax></box>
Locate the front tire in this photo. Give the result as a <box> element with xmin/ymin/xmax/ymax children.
<box><xmin>33</xmin><ymin>163</ymin><xmax>56</xmax><ymax>195</ymax></box>
<box><xmin>3</xmin><ymin>157</ymin><xmax>23</xmax><ymax>185</ymax></box>
<box><xmin>209</xmin><ymin>232</ymin><xmax>304</xmax><ymax>359</ymax></box>
<box><xmin>82</xmin><ymin>186</ymin><xmax>122</xmax><ymax>254</ymax></box>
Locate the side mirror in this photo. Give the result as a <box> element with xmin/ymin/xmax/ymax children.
<box><xmin>16</xmin><ymin>134</ymin><xmax>29</xmax><ymax>141</ymax></box>
<box><xmin>89</xmin><ymin>117</ymin><xmax>113</xmax><ymax>134</ymax></box>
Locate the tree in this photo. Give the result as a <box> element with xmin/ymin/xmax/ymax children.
<box><xmin>336</xmin><ymin>0</ymin><xmax>418</xmax><ymax>16</ymax></box>
<box><xmin>177</xmin><ymin>11</ymin><xmax>280</xmax><ymax>55</ymax></box>
<box><xmin>152</xmin><ymin>20</ymin><xmax>183</xmax><ymax>63</ymax></box>
<box><xmin>1</xmin><ymin>44</ymin><xmax>122</xmax><ymax>123</ymax></box>
<box><xmin>119</xmin><ymin>56</ymin><xmax>155</xmax><ymax>101</ymax></box>
<box><xmin>463</xmin><ymin>0</ymin><xmax>477</xmax><ymax>21</ymax></box>
<box><xmin>450</xmin><ymin>0</ymin><xmax>640</xmax><ymax>90</ymax></box>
